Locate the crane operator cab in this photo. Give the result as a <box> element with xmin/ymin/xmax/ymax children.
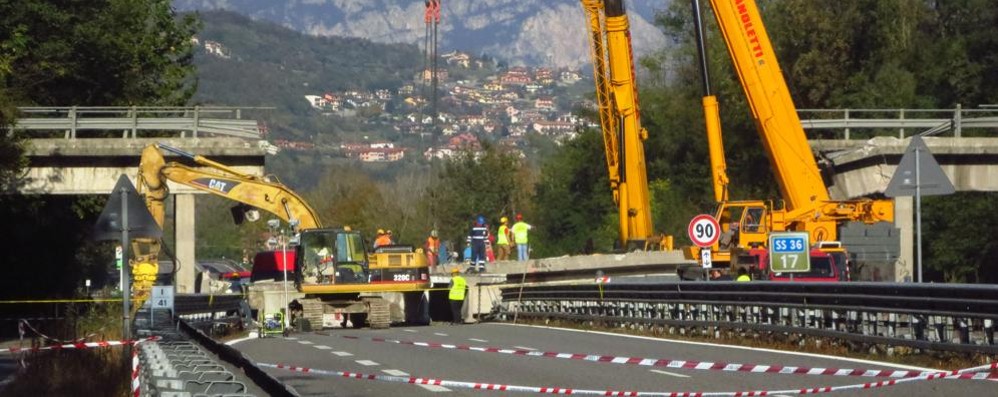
<box><xmin>296</xmin><ymin>229</ymin><xmax>370</xmax><ymax>286</ymax></box>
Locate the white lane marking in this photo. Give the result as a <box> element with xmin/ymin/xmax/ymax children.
<box><xmin>403</xmin><ymin>329</ymin><xmax>418</xmax><ymax>333</ymax></box>
<box><xmin>314</xmin><ymin>345</ymin><xmax>332</xmax><ymax>350</ymax></box>
<box><xmin>332</xmin><ymin>351</ymin><xmax>353</xmax><ymax>357</ymax></box>
<box><xmin>297</xmin><ymin>340</ymin><xmax>314</xmax><ymax>345</ymax></box>
<box><xmin>418</xmin><ymin>384</ymin><xmax>451</xmax><ymax>392</ymax></box>
<box><xmin>382</xmin><ymin>369</ymin><xmax>409</xmax><ymax>376</ymax></box>
<box><xmin>356</xmin><ymin>360</ymin><xmax>379</xmax><ymax>366</ymax></box>
<box><xmin>651</xmin><ymin>369</ymin><xmax>691</xmax><ymax>378</ymax></box>
<box><xmin>434</xmin><ymin>332</ymin><xmax>448</xmax><ymax>336</ymax></box>
<box><xmin>225</xmin><ymin>332</ymin><xmax>258</xmax><ymax>345</ymax></box>
<box><xmin>469</xmin><ymin>338</ymin><xmax>488</xmax><ymax>343</ymax></box>
<box><xmin>284</xmin><ymin>337</ymin><xmax>298</xmax><ymax>340</ymax></box>
<box><xmin>513</xmin><ymin>346</ymin><xmax>537</xmax><ymax>351</ymax></box>
<box><xmin>495</xmin><ymin>324</ymin><xmax>939</xmax><ymax>372</ymax></box>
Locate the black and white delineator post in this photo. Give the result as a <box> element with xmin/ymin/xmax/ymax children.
<box><xmin>885</xmin><ymin>136</ymin><xmax>955</xmax><ymax>283</ymax></box>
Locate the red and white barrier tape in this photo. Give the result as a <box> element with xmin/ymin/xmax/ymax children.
<box><xmin>132</xmin><ymin>341</ymin><xmax>142</xmax><ymax>397</ymax></box>
<box><xmin>342</xmin><ymin>336</ymin><xmax>998</xmax><ymax>381</ymax></box>
<box><xmin>18</xmin><ymin>319</ymin><xmax>97</xmax><ymax>345</ymax></box>
<box><xmin>258</xmin><ymin>361</ymin><xmax>998</xmax><ymax>396</ymax></box>
<box><xmin>0</xmin><ymin>336</ymin><xmax>159</xmax><ymax>354</ymax></box>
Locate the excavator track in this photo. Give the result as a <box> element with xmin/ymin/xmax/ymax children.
<box><xmin>300</xmin><ymin>298</ymin><xmax>325</xmax><ymax>331</ymax></box>
<box><xmin>364</xmin><ymin>297</ymin><xmax>391</xmax><ymax>329</ymax></box>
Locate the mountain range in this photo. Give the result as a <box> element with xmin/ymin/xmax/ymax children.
<box><xmin>173</xmin><ymin>0</ymin><xmax>670</xmax><ymax>68</ymax></box>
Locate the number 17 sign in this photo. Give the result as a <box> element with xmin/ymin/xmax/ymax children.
<box><xmin>769</xmin><ymin>232</ymin><xmax>810</xmax><ymax>273</ymax></box>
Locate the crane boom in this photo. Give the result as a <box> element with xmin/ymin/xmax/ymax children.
<box><xmin>708</xmin><ymin>0</ymin><xmax>829</xmax><ymax>210</ymax></box>
<box><xmin>581</xmin><ymin>0</ymin><xmax>654</xmax><ymax>247</ymax></box>
<box><xmin>681</xmin><ymin>0</ymin><xmax>895</xmax><ymax>278</ymax></box>
<box><xmin>705</xmin><ymin>0</ymin><xmax>893</xmax><ymax>242</ymax></box>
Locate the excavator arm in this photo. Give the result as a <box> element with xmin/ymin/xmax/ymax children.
<box><xmin>581</xmin><ymin>0</ymin><xmax>654</xmax><ymax>247</ymax></box>
<box><xmin>138</xmin><ymin>143</ymin><xmax>322</xmax><ymax>231</ymax></box>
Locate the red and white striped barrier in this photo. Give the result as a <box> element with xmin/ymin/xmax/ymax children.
<box><xmin>0</xmin><ymin>334</ymin><xmax>158</xmax><ymax>397</ymax></box>
<box><xmin>342</xmin><ymin>336</ymin><xmax>998</xmax><ymax>381</ymax></box>
<box><xmin>258</xmin><ymin>361</ymin><xmax>998</xmax><ymax>396</ymax></box>
<box><xmin>17</xmin><ymin>318</ymin><xmax>97</xmax><ymax>345</ymax></box>
<box><xmin>0</xmin><ymin>337</ymin><xmax>159</xmax><ymax>354</ymax></box>
<box><xmin>132</xmin><ymin>342</ymin><xmax>142</xmax><ymax>397</ymax></box>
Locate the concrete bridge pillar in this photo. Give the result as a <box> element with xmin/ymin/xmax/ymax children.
<box><xmin>175</xmin><ymin>194</ymin><xmax>196</xmax><ymax>293</ymax></box>
<box><xmin>895</xmin><ymin>197</ymin><xmax>914</xmax><ymax>282</ymax></box>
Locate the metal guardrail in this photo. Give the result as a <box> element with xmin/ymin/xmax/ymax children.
<box><xmin>10</xmin><ymin>106</ymin><xmax>271</xmax><ymax>139</ymax></box>
<box><xmin>799</xmin><ymin>106</ymin><xmax>998</xmax><ymax>139</ymax></box>
<box><xmin>500</xmin><ymin>282</ymin><xmax>998</xmax><ymax>354</ymax></box>
<box><xmin>174</xmin><ymin>293</ymin><xmax>247</xmax><ymax>325</ymax></box>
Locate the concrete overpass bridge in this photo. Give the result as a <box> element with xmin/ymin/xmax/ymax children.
<box><xmin>10</xmin><ymin>107</ymin><xmax>272</xmax><ymax>293</ymax></box>
<box><xmin>804</xmin><ymin>107</ymin><xmax>998</xmax><ymax>281</ymax></box>
<box><xmin>8</xmin><ymin>106</ymin><xmax>998</xmax><ymax>291</ymax></box>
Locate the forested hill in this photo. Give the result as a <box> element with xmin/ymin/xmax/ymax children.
<box><xmin>191</xmin><ymin>10</ymin><xmax>421</xmax><ymax>114</ymax></box>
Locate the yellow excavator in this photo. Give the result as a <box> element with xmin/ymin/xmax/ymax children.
<box><xmin>135</xmin><ymin>143</ymin><xmax>430</xmax><ymax>328</ymax></box>
<box><xmin>581</xmin><ymin>0</ymin><xmax>672</xmax><ymax>251</ymax></box>
<box><xmin>680</xmin><ymin>0</ymin><xmax>894</xmax><ymax>279</ymax></box>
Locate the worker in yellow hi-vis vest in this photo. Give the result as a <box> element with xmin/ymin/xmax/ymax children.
<box><xmin>448</xmin><ymin>267</ymin><xmax>467</xmax><ymax>324</ymax></box>
<box><xmin>511</xmin><ymin>213</ymin><xmax>533</xmax><ymax>261</ymax></box>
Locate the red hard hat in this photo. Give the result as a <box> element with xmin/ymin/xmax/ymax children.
<box><xmin>516</xmin><ymin>213</ymin><xmax>523</xmax><ymax>220</ymax></box>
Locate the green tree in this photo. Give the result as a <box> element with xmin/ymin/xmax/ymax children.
<box><xmin>531</xmin><ymin>129</ymin><xmax>617</xmax><ymax>255</ymax></box>
<box><xmin>0</xmin><ymin>91</ymin><xmax>26</xmax><ymax>192</ymax></box>
<box><xmin>922</xmin><ymin>193</ymin><xmax>998</xmax><ymax>283</ymax></box>
<box><xmin>0</xmin><ymin>0</ymin><xmax>198</xmax><ymax>106</ymax></box>
<box><xmin>0</xmin><ymin>0</ymin><xmax>200</xmax><ymax>300</ymax></box>
<box><xmin>429</xmin><ymin>144</ymin><xmax>530</xmax><ymax>246</ymax></box>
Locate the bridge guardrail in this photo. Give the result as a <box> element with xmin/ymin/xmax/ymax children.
<box><xmin>500</xmin><ymin>282</ymin><xmax>998</xmax><ymax>354</ymax></box>
<box><xmin>799</xmin><ymin>106</ymin><xmax>998</xmax><ymax>139</ymax></box>
<box><xmin>11</xmin><ymin>106</ymin><xmax>273</xmax><ymax>139</ymax></box>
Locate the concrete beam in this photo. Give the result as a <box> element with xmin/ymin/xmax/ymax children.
<box><xmin>811</xmin><ymin>137</ymin><xmax>998</xmax><ymax>199</ymax></box>
<box><xmin>17</xmin><ymin>138</ymin><xmax>267</xmax><ymax>195</ymax></box>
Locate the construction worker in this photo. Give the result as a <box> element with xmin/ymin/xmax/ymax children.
<box><xmin>511</xmin><ymin>213</ymin><xmax>532</xmax><ymax>261</ymax></box>
<box><xmin>374</xmin><ymin>229</ymin><xmax>392</xmax><ymax>249</ymax></box>
<box><xmin>448</xmin><ymin>267</ymin><xmax>466</xmax><ymax>325</ymax></box>
<box><xmin>735</xmin><ymin>267</ymin><xmax>751</xmax><ymax>282</ymax></box>
<box><xmin>425</xmin><ymin>230</ymin><xmax>440</xmax><ymax>269</ymax></box>
<box><xmin>468</xmin><ymin>215</ymin><xmax>489</xmax><ymax>273</ymax></box>
<box><xmin>496</xmin><ymin>216</ymin><xmax>513</xmax><ymax>261</ymax></box>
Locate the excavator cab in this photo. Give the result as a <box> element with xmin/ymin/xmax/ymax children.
<box><xmin>296</xmin><ymin>229</ymin><xmax>370</xmax><ymax>285</ymax></box>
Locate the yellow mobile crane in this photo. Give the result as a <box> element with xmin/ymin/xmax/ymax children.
<box><xmin>681</xmin><ymin>0</ymin><xmax>894</xmax><ymax>278</ymax></box>
<box><xmin>581</xmin><ymin>0</ymin><xmax>668</xmax><ymax>250</ymax></box>
<box><xmin>136</xmin><ymin>143</ymin><xmax>430</xmax><ymax>328</ymax></box>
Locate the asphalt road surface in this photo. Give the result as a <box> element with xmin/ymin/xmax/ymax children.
<box><xmin>230</xmin><ymin>323</ymin><xmax>995</xmax><ymax>396</ymax></box>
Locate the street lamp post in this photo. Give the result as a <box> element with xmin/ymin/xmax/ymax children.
<box><xmin>281</xmin><ymin>230</ymin><xmax>290</xmax><ymax>328</ymax></box>
<box><xmin>267</xmin><ymin>219</ymin><xmax>291</xmax><ymax>329</ymax></box>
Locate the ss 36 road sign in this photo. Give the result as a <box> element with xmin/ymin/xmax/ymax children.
<box><xmin>769</xmin><ymin>232</ymin><xmax>810</xmax><ymax>273</ymax></box>
<box><xmin>688</xmin><ymin>214</ymin><xmax>720</xmax><ymax>248</ymax></box>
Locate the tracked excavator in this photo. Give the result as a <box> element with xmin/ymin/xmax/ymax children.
<box><xmin>679</xmin><ymin>0</ymin><xmax>894</xmax><ymax>280</ymax></box>
<box><xmin>136</xmin><ymin>143</ymin><xmax>430</xmax><ymax>328</ymax></box>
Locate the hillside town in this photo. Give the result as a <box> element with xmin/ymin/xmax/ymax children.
<box><xmin>291</xmin><ymin>52</ymin><xmax>596</xmax><ymax>162</ymax></box>
<box><xmin>190</xmin><ymin>36</ymin><xmax>599</xmax><ymax>163</ymax></box>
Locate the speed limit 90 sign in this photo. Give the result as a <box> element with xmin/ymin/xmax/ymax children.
<box><xmin>688</xmin><ymin>214</ymin><xmax>720</xmax><ymax>248</ymax></box>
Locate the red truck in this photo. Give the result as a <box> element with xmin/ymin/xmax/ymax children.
<box><xmin>250</xmin><ymin>250</ymin><xmax>296</xmax><ymax>283</ymax></box>
<box><xmin>733</xmin><ymin>243</ymin><xmax>849</xmax><ymax>282</ymax></box>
